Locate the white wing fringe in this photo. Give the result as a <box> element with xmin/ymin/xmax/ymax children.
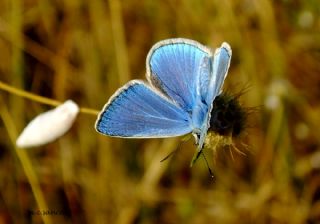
<box><xmin>16</xmin><ymin>100</ymin><xmax>79</xmax><ymax>148</ymax></box>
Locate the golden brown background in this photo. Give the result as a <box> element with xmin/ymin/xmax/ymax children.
<box><xmin>0</xmin><ymin>0</ymin><xmax>320</xmax><ymax>223</ymax></box>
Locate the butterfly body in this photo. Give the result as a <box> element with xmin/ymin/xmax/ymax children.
<box><xmin>95</xmin><ymin>38</ymin><xmax>232</xmax><ymax>164</ymax></box>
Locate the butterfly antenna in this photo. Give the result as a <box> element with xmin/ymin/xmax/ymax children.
<box><xmin>201</xmin><ymin>151</ymin><xmax>214</xmax><ymax>179</ymax></box>
<box><xmin>190</xmin><ymin>150</ymin><xmax>202</xmax><ymax>167</ymax></box>
<box><xmin>160</xmin><ymin>140</ymin><xmax>183</xmax><ymax>162</ymax></box>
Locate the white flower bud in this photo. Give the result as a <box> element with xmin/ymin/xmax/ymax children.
<box><xmin>16</xmin><ymin>100</ymin><xmax>79</xmax><ymax>148</ymax></box>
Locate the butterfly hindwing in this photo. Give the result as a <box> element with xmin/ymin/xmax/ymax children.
<box><xmin>95</xmin><ymin>80</ymin><xmax>192</xmax><ymax>138</ymax></box>
<box><xmin>206</xmin><ymin>43</ymin><xmax>232</xmax><ymax>105</ymax></box>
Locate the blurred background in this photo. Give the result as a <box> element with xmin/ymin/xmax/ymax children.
<box><xmin>0</xmin><ymin>0</ymin><xmax>320</xmax><ymax>223</ymax></box>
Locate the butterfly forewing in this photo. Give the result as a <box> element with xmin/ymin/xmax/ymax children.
<box><xmin>147</xmin><ymin>38</ymin><xmax>213</xmax><ymax>113</ymax></box>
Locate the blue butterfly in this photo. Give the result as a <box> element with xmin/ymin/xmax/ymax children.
<box><xmin>95</xmin><ymin>38</ymin><xmax>232</xmax><ymax>165</ymax></box>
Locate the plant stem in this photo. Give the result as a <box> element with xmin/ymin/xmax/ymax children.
<box><xmin>0</xmin><ymin>81</ymin><xmax>99</xmax><ymax>116</ymax></box>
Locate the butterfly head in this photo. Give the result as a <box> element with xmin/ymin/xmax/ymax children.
<box><xmin>190</xmin><ymin>92</ymin><xmax>247</xmax><ymax>166</ymax></box>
